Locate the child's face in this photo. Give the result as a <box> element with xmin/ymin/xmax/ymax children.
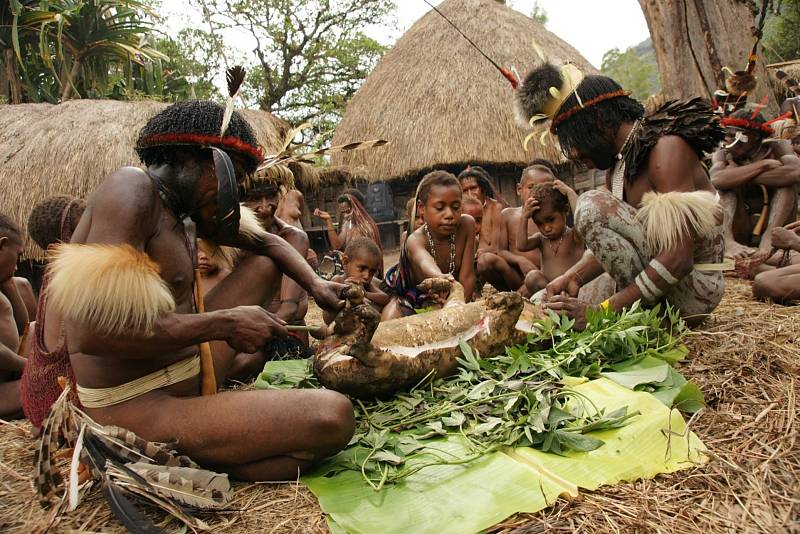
<box><xmin>517</xmin><ymin>171</ymin><xmax>552</xmax><ymax>202</ymax></box>
<box><xmin>462</xmin><ymin>204</ymin><xmax>483</xmax><ymax>236</ymax></box>
<box><xmin>0</xmin><ymin>236</ymin><xmax>22</xmax><ymax>282</ymax></box>
<box><xmin>197</xmin><ymin>249</ymin><xmax>219</xmax><ymax>276</ymax></box>
<box><xmin>343</xmin><ymin>251</ymin><xmax>380</xmax><ymax>285</ymax></box>
<box><xmin>532</xmin><ymin>205</ymin><xmax>567</xmax><ymax>241</ymax></box>
<box><xmin>420</xmin><ymin>185</ymin><xmax>462</xmax><ymax>237</ymax></box>
<box><xmin>460</xmin><ymin>177</ymin><xmax>485</xmax><ymax>203</ymax></box>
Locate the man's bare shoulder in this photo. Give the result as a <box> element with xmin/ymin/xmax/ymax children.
<box><xmin>768</xmin><ymin>139</ymin><xmax>797</xmax><ymax>158</ymax></box>
<box><xmin>80</xmin><ymin>167</ymin><xmax>161</xmax><ymax>241</ymax></box>
<box><xmin>500</xmin><ymin>206</ymin><xmax>521</xmax><ymax>222</ymax></box>
<box><xmin>275</xmin><ymin>218</ymin><xmax>309</xmax><ymax>246</ymax></box>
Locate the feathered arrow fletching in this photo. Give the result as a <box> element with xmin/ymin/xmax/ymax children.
<box><xmin>256</xmin><ymin>139</ymin><xmax>389</xmax><ymax>172</ymax></box>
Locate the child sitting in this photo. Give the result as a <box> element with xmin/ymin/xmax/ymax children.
<box><xmin>461</xmin><ymin>196</ymin><xmax>483</xmax><ymax>249</ymax></box>
<box><xmin>516</xmin><ymin>181</ymin><xmax>583</xmax><ymax>299</ymax></box>
<box><xmin>323</xmin><ymin>237</ymin><xmax>389</xmax><ymax>324</ymax></box>
<box><xmin>383</xmin><ymin>171</ymin><xmax>477</xmax><ymax>319</ymax></box>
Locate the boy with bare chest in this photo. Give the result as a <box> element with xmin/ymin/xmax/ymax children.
<box><xmin>516</xmin><ymin>182</ymin><xmax>583</xmax><ymax>296</ymax></box>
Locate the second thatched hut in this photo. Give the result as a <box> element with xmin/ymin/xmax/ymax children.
<box><xmin>331</xmin><ymin>0</ymin><xmax>596</xmax><ymax>216</ymax></box>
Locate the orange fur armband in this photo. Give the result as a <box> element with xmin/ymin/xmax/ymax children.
<box><xmin>47</xmin><ymin>244</ymin><xmax>175</xmax><ymax>337</ymax></box>
<box><xmin>635</xmin><ymin>191</ymin><xmax>721</xmax><ymax>255</ymax></box>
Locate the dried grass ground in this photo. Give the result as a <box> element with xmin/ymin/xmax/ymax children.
<box><xmin>1</xmin><ymin>278</ymin><xmax>798</xmax><ymax>533</ymax></box>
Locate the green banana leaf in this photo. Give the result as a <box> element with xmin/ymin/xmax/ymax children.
<box><xmin>303</xmin><ymin>378</ymin><xmax>706</xmax><ymax>534</ymax></box>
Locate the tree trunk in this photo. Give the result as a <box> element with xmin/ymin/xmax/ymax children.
<box><xmin>639</xmin><ymin>0</ymin><xmax>778</xmax><ymax>116</ymax></box>
<box><xmin>60</xmin><ymin>58</ymin><xmax>82</xmax><ymax>101</ymax></box>
<box><xmin>1</xmin><ymin>48</ymin><xmax>23</xmax><ymax>104</ymax></box>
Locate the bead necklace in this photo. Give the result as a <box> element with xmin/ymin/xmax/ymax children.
<box><xmin>547</xmin><ymin>233</ymin><xmax>564</xmax><ymax>255</ymax></box>
<box><xmin>424</xmin><ymin>223</ymin><xmax>456</xmax><ymax>275</ymax></box>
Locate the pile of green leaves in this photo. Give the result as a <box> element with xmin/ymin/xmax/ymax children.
<box><xmin>259</xmin><ymin>302</ymin><xmax>699</xmax><ymax>489</ymax></box>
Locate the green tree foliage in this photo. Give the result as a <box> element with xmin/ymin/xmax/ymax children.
<box><xmin>195</xmin><ymin>0</ymin><xmax>393</xmax><ymax>137</ymax></box>
<box><xmin>763</xmin><ymin>0</ymin><xmax>800</xmax><ymax>63</ymax></box>
<box><xmin>601</xmin><ymin>39</ymin><xmax>660</xmax><ymax>102</ymax></box>
<box><xmin>0</xmin><ymin>1</ymin><xmax>207</xmax><ymax>103</ymax></box>
<box><xmin>530</xmin><ymin>1</ymin><xmax>548</xmax><ymax>25</ymax></box>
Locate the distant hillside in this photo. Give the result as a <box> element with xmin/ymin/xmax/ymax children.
<box><xmin>601</xmin><ymin>37</ymin><xmax>661</xmax><ymax>101</ymax></box>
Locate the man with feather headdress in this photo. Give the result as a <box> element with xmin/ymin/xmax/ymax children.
<box><xmin>709</xmin><ymin>108</ymin><xmax>800</xmax><ymax>261</ymax></box>
<box><xmin>517</xmin><ymin>64</ymin><xmax>726</xmax><ymax>328</ymax></box>
<box><xmin>32</xmin><ymin>96</ymin><xmax>355</xmax><ymax>482</ymax></box>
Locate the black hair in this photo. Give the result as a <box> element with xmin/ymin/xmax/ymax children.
<box><xmin>532</xmin><ymin>182</ymin><xmax>569</xmax><ymax>213</ymax></box>
<box><xmin>553</xmin><ymin>75</ymin><xmax>644</xmax><ymax>159</ymax></box>
<box><xmin>28</xmin><ymin>195</ymin><xmax>86</xmax><ymax>249</ymax></box>
<box><xmin>340</xmin><ymin>188</ymin><xmax>365</xmax><ymax>206</ymax></box>
<box><xmin>457</xmin><ymin>166</ymin><xmax>496</xmax><ymax>199</ymax></box>
<box><xmin>521</xmin><ymin>159</ymin><xmax>557</xmax><ymax>182</ymax></box>
<box><xmin>0</xmin><ymin>214</ymin><xmax>23</xmax><ymax>242</ymax></box>
<box><xmin>344</xmin><ymin>236</ymin><xmax>382</xmax><ymax>261</ymax></box>
<box><xmin>135</xmin><ymin>100</ymin><xmax>261</xmax><ymax>173</ymax></box>
<box><xmin>417</xmin><ymin>171</ymin><xmax>461</xmax><ymax>204</ymax></box>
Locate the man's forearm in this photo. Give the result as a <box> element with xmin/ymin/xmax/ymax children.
<box><xmin>753</xmin><ymin>164</ymin><xmax>800</xmax><ymax>187</ymax></box>
<box><xmin>71</xmin><ymin>309</ymin><xmax>234</xmax><ymax>359</ymax></box>
<box><xmin>0</xmin><ymin>343</ymin><xmax>26</xmax><ymax>372</ymax></box>
<box><xmin>711</xmin><ymin>162</ymin><xmax>770</xmax><ymax>190</ymax></box>
<box><xmin>245</xmin><ymin>232</ymin><xmax>323</xmax><ymax>296</ymax></box>
<box><xmin>569</xmin><ymin>252</ymin><xmax>604</xmax><ymax>286</ymax></box>
<box><xmin>610</xmin><ymin>243</ymin><xmax>694</xmax><ymax>312</ymax></box>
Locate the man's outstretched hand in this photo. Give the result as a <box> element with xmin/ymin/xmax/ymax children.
<box><xmin>311</xmin><ymin>278</ymin><xmax>347</xmax><ymax>313</ymax></box>
<box><xmin>545</xmin><ymin>273</ymin><xmax>581</xmax><ymax>299</ymax></box>
<box><xmin>543</xmin><ymin>295</ymin><xmax>593</xmax><ymax>331</ymax></box>
<box><xmin>224</xmin><ymin>306</ymin><xmax>288</xmax><ymax>353</ymax></box>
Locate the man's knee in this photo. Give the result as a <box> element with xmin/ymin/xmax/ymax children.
<box><xmin>574</xmin><ymin>189</ymin><xmax>613</xmax><ymax>238</ymax></box>
<box><xmin>313</xmin><ymin>391</ymin><xmax>355</xmax><ymax>452</ymax></box>
<box><xmin>476</xmin><ymin>253</ymin><xmax>499</xmax><ymax>275</ymax></box>
<box><xmin>753</xmin><ymin>271</ymin><xmax>778</xmax><ymax>300</ymax></box>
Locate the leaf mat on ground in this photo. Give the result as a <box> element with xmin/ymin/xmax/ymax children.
<box><xmin>2</xmin><ymin>280</ymin><xmax>797</xmax><ymax>533</ymax></box>
<box><xmin>303</xmin><ymin>378</ymin><xmax>705</xmax><ymax>534</ymax></box>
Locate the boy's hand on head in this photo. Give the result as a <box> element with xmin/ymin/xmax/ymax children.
<box><xmin>522</xmin><ymin>197</ymin><xmax>539</xmax><ymax>217</ymax></box>
<box><xmin>552</xmin><ymin>179</ymin><xmax>574</xmax><ymax>197</ymax></box>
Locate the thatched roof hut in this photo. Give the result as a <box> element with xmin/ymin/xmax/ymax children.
<box><xmin>331</xmin><ymin>0</ymin><xmax>596</xmax><ymax>186</ymax></box>
<box><xmin>0</xmin><ymin>100</ymin><xmax>290</xmax><ymax>260</ymax></box>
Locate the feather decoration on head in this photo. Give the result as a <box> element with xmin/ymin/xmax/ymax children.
<box><xmin>516</xmin><ymin>62</ymin><xmax>585</xmax><ymax>126</ymax></box>
<box><xmin>220</xmin><ymin>65</ymin><xmax>246</xmax><ymax>137</ymax></box>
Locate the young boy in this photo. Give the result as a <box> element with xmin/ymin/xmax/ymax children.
<box><xmin>516</xmin><ymin>182</ymin><xmax>583</xmax><ymax>298</ymax></box>
<box><xmin>479</xmin><ymin>161</ymin><xmax>556</xmax><ymax>293</ymax></box>
<box><xmin>0</xmin><ymin>215</ymin><xmax>27</xmax><ymax>418</ymax></box>
<box><xmin>323</xmin><ymin>237</ymin><xmax>389</xmax><ymax>324</ymax></box>
<box><xmin>384</xmin><ymin>171</ymin><xmax>476</xmax><ymax>319</ymax></box>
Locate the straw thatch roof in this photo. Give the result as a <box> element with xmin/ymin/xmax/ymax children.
<box><xmin>331</xmin><ymin>0</ymin><xmax>597</xmax><ymax>181</ymax></box>
<box><xmin>766</xmin><ymin>59</ymin><xmax>800</xmax><ymax>102</ymax></box>
<box><xmin>0</xmin><ymin>100</ymin><xmax>291</xmax><ymax>260</ymax></box>
<box><xmin>288</xmin><ymin>161</ymin><xmax>371</xmax><ymax>190</ymax></box>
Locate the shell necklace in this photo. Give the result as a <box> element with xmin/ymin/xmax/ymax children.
<box><xmin>547</xmin><ymin>233</ymin><xmax>564</xmax><ymax>255</ymax></box>
<box><xmin>611</xmin><ymin>119</ymin><xmax>642</xmax><ymax>200</ymax></box>
<box><xmin>424</xmin><ymin>223</ymin><xmax>456</xmax><ymax>275</ymax></box>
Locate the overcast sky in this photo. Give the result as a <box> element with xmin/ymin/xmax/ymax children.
<box><xmin>162</xmin><ymin>0</ymin><xmax>651</xmax><ymax>69</ymax></box>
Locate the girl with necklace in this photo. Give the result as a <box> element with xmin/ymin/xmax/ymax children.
<box><xmin>383</xmin><ymin>171</ymin><xmax>476</xmax><ymax>319</ymax></box>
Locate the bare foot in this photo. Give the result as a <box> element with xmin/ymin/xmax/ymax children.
<box><xmin>724</xmin><ymin>240</ymin><xmax>756</xmax><ymax>260</ymax></box>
